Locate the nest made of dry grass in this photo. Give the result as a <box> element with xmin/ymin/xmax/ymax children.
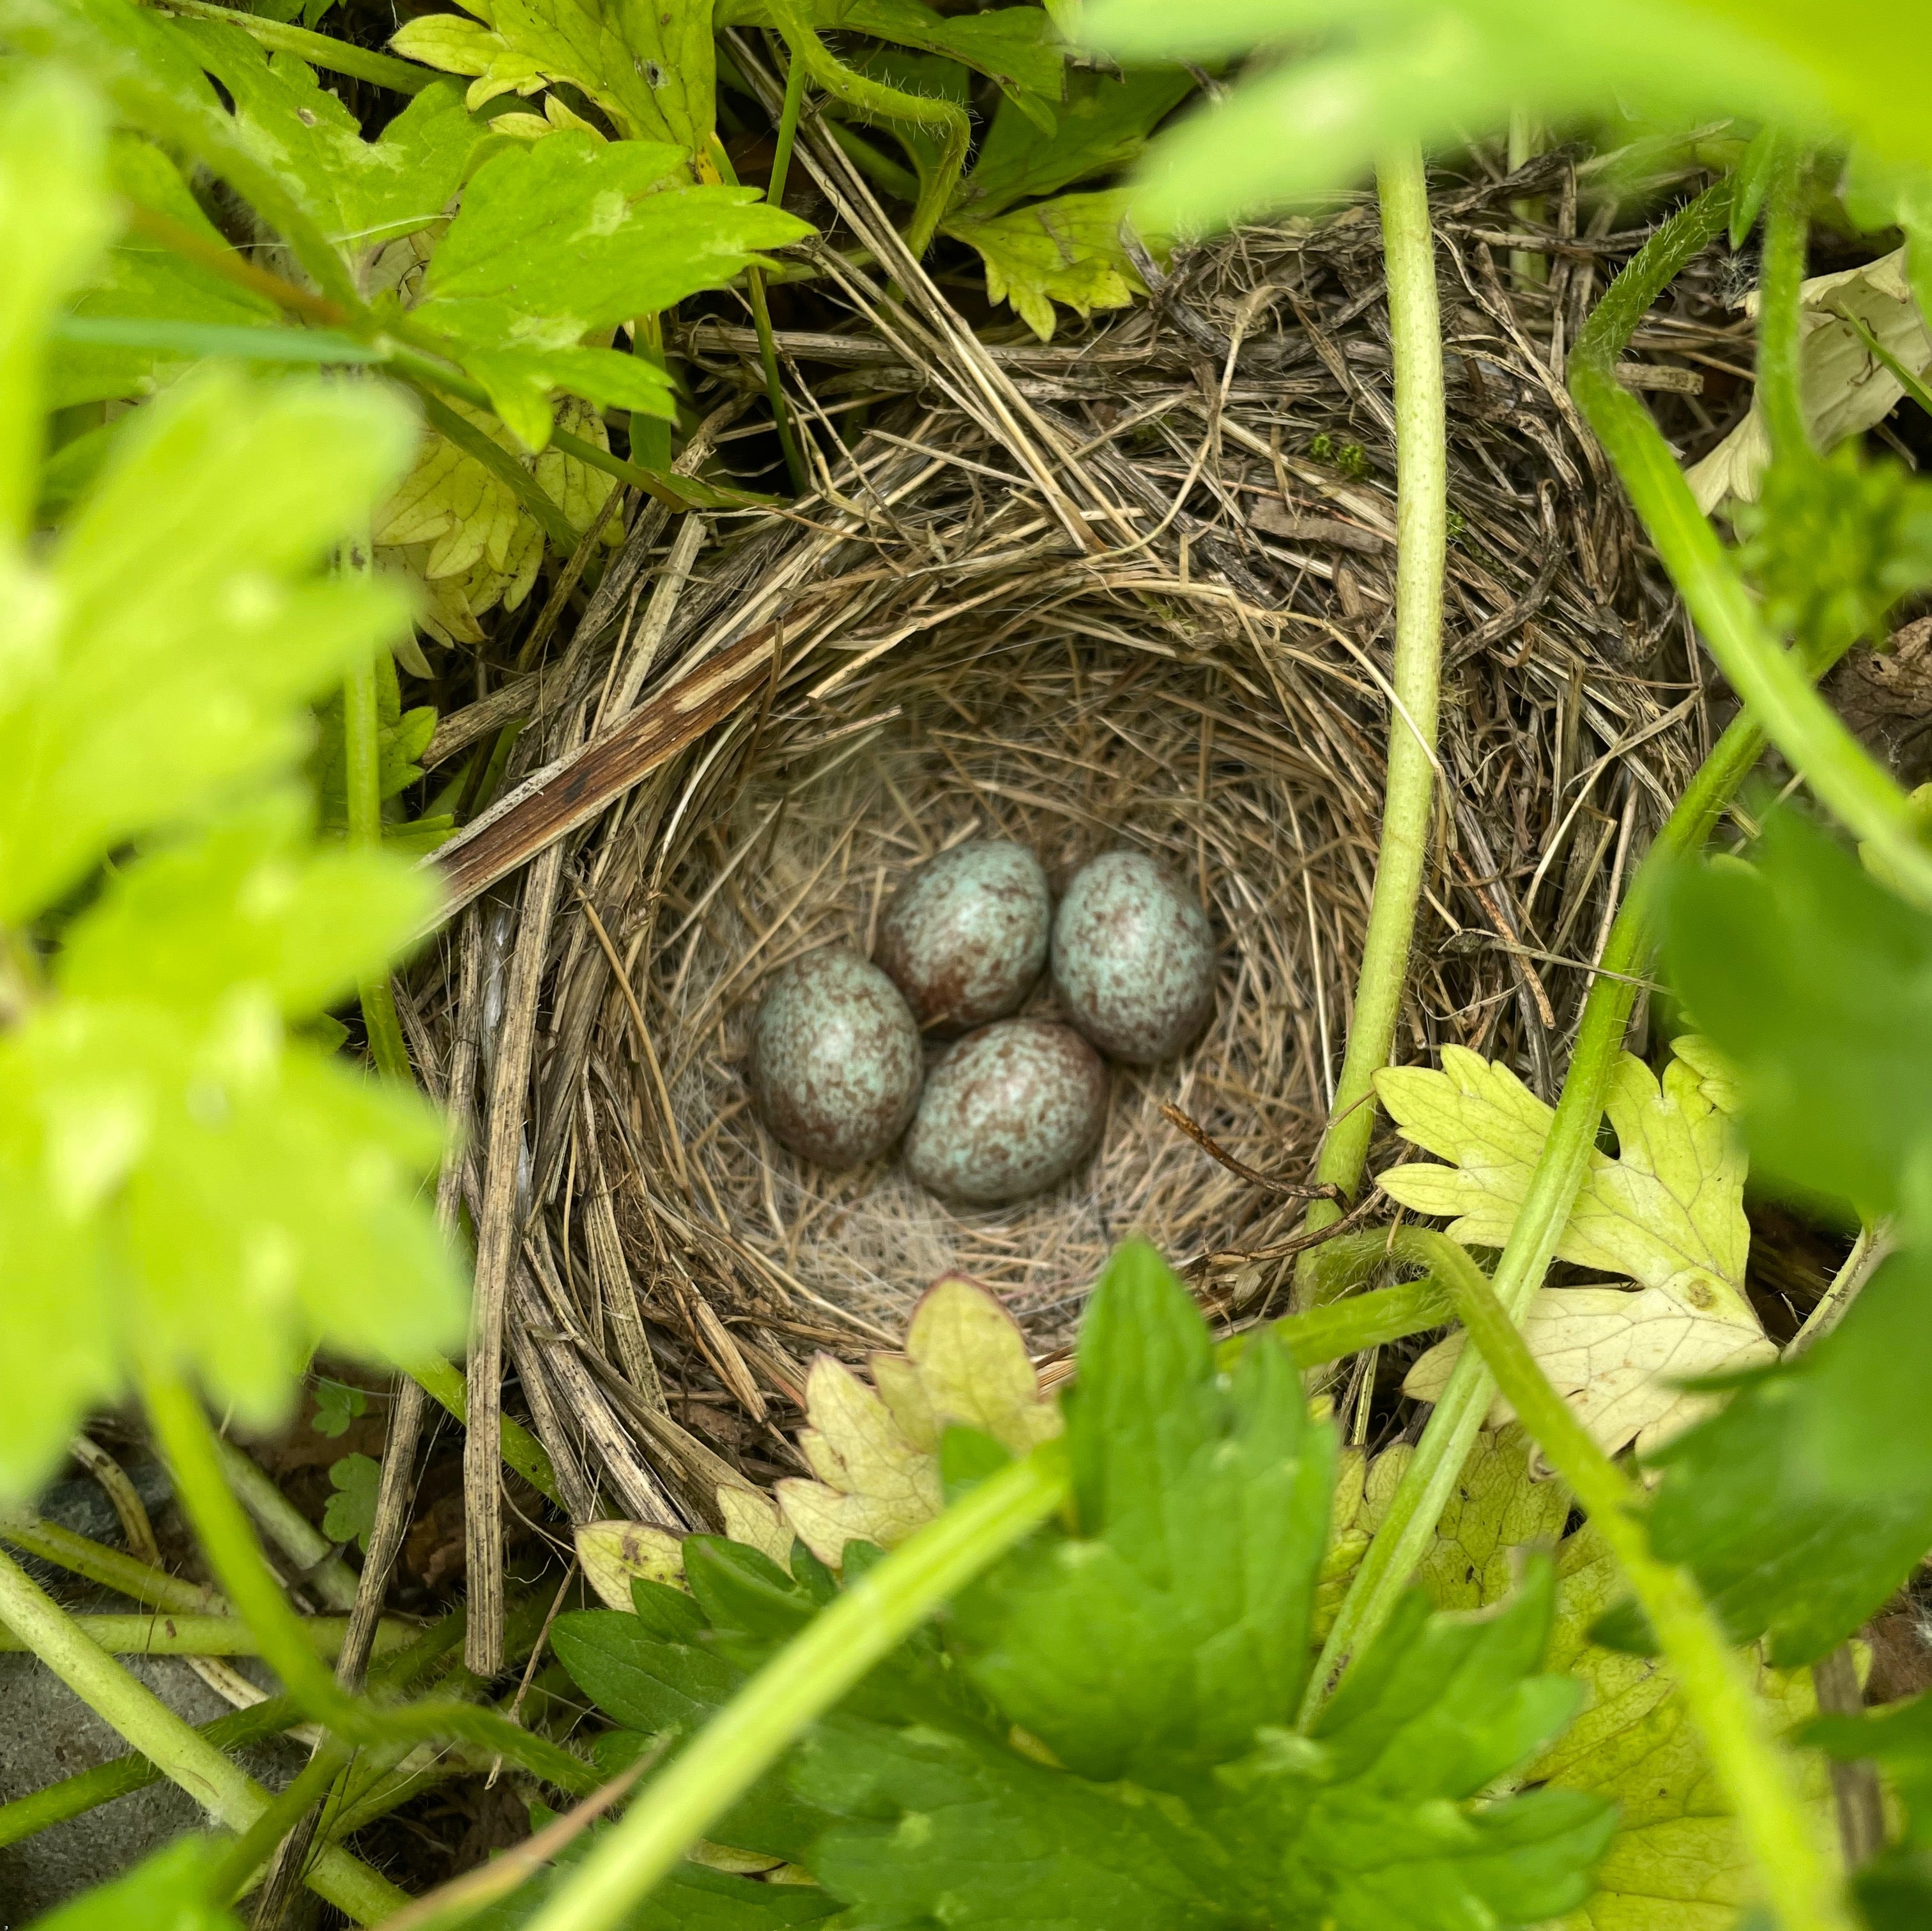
<box><xmin>408</xmin><ymin>112</ymin><xmax>1753</xmax><ymax>1519</ymax></box>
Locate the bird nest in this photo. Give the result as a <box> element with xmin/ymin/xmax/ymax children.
<box><xmin>413</xmin><ymin>136</ymin><xmax>1742</xmax><ymax>1511</ymax></box>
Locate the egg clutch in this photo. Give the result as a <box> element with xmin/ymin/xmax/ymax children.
<box><xmin>747</xmin><ymin>841</ymin><xmax>1215</xmax><ymax>1206</ymax></box>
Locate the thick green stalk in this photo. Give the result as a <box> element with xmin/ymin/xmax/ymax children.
<box><xmin>1306</xmin><ymin>707</ymin><xmax>1772</xmax><ymax>1716</ymax></box>
<box><xmin>141</xmin><ymin>1360</ymin><xmax>596</xmax><ymax>1792</ymax></box>
<box><xmin>1570</xmin><ymin>229</ymin><xmax>1932</xmax><ymax>910</ymax></box>
<box><xmin>768</xmin><ymin>42</ymin><xmax>807</xmax><ymax>215</ymax></box>
<box><xmin>703</xmin><ymin>137</ymin><xmax>808</xmax><ymax>496</ymax></box>
<box><xmin>1219</xmin><ymin>1272</ymin><xmax>1456</xmax><ymax>1374</ymax></box>
<box><xmin>1427</xmin><ymin>1233</ymin><xmax>1854</xmax><ymax>1931</ymax></box>
<box><xmin>1311</xmin><ymin>144</ymin><xmax>1446</xmax><ymax>1210</ymax></box>
<box><xmin>0</xmin><ymin>1546</ymin><xmax>409</xmax><ymax>1924</ymax></box>
<box><xmin>0</xmin><ymin>1513</ymin><xmax>227</xmax><ymax>1616</ymax></box>
<box><xmin>525</xmin><ymin>1445</ymin><xmax>1069</xmax><ymax>1931</ymax></box>
<box><xmin>1756</xmin><ymin>147</ymin><xmax>1810</xmax><ymax>461</ymax></box>
<box><xmin>0</xmin><ymin>1613</ymin><xmax>409</xmax><ymax>1657</ymax></box>
<box><xmin>1303</xmin><ymin>180</ymin><xmax>1760</xmax><ymax>1712</ymax></box>
<box><xmin>212</xmin><ymin>1433</ymin><xmax>360</xmax><ymax>1612</ymax></box>
<box><xmin>343</xmin><ymin>637</ymin><xmax>413</xmax><ymax>1084</ymax></box>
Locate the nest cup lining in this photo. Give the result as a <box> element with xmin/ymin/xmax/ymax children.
<box><xmin>640</xmin><ymin>618</ymin><xmax>1372</xmax><ymax>1346</ymax></box>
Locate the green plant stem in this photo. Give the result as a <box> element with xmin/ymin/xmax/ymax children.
<box><xmin>1306</xmin><ymin>704</ymin><xmax>1775</xmax><ymax>1719</ymax></box>
<box><xmin>1219</xmin><ymin>1273</ymin><xmax>1456</xmax><ymax>1374</ymax></box>
<box><xmin>1309</xmin><ymin>142</ymin><xmax>1446</xmax><ymax>1212</ymax></box>
<box><xmin>342</xmin><ymin>637</ymin><xmax>414</xmax><ymax>1084</ymax></box>
<box><xmin>767</xmin><ymin>41</ymin><xmax>807</xmax><ymax>213</ymax></box>
<box><xmin>0</xmin><ymin>1696</ymin><xmax>303</xmax><ymax>1849</ymax></box>
<box><xmin>208</xmin><ymin>1736</ymin><xmax>353</xmax><ymax>1904</ymax></box>
<box><xmin>0</xmin><ymin>1546</ymin><xmax>410</xmax><ymax>1923</ymax></box>
<box><xmin>1303</xmin><ymin>180</ymin><xmax>1764</xmax><ymax>1716</ymax></box>
<box><xmin>0</xmin><ymin>1513</ymin><xmax>227</xmax><ymax>1616</ymax></box>
<box><xmin>702</xmin><ymin>135</ymin><xmax>808</xmax><ymax>496</ymax></box>
<box><xmin>0</xmin><ymin>1607</ymin><xmax>470</xmax><ymax>1850</ymax></box>
<box><xmin>1420</xmin><ymin>1231</ymin><xmax>1854</xmax><ymax>1931</ymax></box>
<box><xmin>150</xmin><ymin>0</ymin><xmax>436</xmax><ymax>94</ymax></box>
<box><xmin>1506</xmin><ymin>108</ymin><xmax>1546</xmax><ymax>288</ymax></box>
<box><xmin>763</xmin><ymin>0</ymin><xmax>968</xmax><ymax>255</ymax></box>
<box><xmin>1757</xmin><ymin>146</ymin><xmax>1811</xmax><ymax>461</ymax></box>
<box><xmin>212</xmin><ymin>1433</ymin><xmax>360</xmax><ymax>1613</ymax></box>
<box><xmin>405</xmin><ymin>1355</ymin><xmax>562</xmax><ymax>1507</ymax></box>
<box><xmin>1569</xmin><ymin>228</ymin><xmax>1932</xmax><ymax>911</ymax></box>
<box><xmin>141</xmin><ymin>1358</ymin><xmax>597</xmax><ymax>1790</ymax></box>
<box><xmin>525</xmin><ymin>1444</ymin><xmax>1070</xmax><ymax>1931</ymax></box>
<box><xmin>0</xmin><ymin>1613</ymin><xmax>410</xmax><ymax>1657</ymax></box>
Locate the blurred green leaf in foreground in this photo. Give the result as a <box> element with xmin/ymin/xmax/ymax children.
<box><xmin>0</xmin><ymin>70</ymin><xmax>463</xmax><ymax>1501</ymax></box>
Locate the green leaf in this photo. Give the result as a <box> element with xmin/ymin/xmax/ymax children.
<box><xmin>1630</xmin><ymin>1244</ymin><xmax>1932</xmax><ymax>1666</ymax></box>
<box><xmin>323</xmin><ymin>1450</ymin><xmax>381</xmax><ymax>1551</ymax></box>
<box><xmin>0</xmin><ymin>367</ymin><xmax>417</xmax><ymax>923</ymax></box>
<box><xmin>1377</xmin><ymin>1038</ymin><xmax>1754</xmax><ymax>1318</ymax></box>
<box><xmin>0</xmin><ymin>69</ymin><xmax>116</xmax><ymax>528</ymax></box>
<box><xmin>1663</xmin><ymin>810</ymin><xmax>1932</xmax><ymax>1222</ymax></box>
<box><xmin>167</xmin><ymin>22</ymin><xmax>490</xmax><ymax>259</ymax></box>
<box><xmin>310</xmin><ymin>1381</ymin><xmax>369</xmax><ymax>1437</ymax></box>
<box><xmin>721</xmin><ymin>0</ymin><xmax>1066</xmax><ymax>116</ymax></box>
<box><xmin>1081</xmin><ymin>0</ymin><xmax>1932</xmax><ymax>233</ymax></box>
<box><xmin>392</xmin><ymin>0</ymin><xmax>719</xmax><ymax>151</ymax></box>
<box><xmin>309</xmin><ymin>653</ymin><xmax>452</xmax><ymax>852</ymax></box>
<box><xmin>947</xmin><ymin>187</ymin><xmax>1166</xmax><ymax>342</ymax></box>
<box><xmin>956</xmin><ymin>64</ymin><xmax>1195</xmax><ymax>217</ymax></box>
<box><xmin>405</xmin><ymin>129</ymin><xmax>807</xmax><ymax>443</ymax></box>
<box><xmin>1531</xmin><ymin>1518</ymin><xmax>1837</xmax><ymax>1930</ymax></box>
<box><xmin>954</xmin><ymin>1240</ymin><xmax>1332</xmax><ymax>1789</ymax></box>
<box><xmin>51</xmin><ymin>134</ymin><xmax>281</xmax><ymax>412</ymax></box>
<box><xmin>26</xmin><ymin>1835</ymin><xmax>241</xmax><ymax>1930</ymax></box>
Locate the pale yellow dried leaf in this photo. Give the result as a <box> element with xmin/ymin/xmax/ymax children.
<box><xmin>717</xmin><ymin>1484</ymin><xmax>793</xmax><ymax>1567</ymax></box>
<box><xmin>1687</xmin><ymin>245</ymin><xmax>1932</xmax><ymax>513</ymax></box>
<box><xmin>574</xmin><ymin>1519</ymin><xmax>684</xmax><ymax>1610</ymax></box>
<box><xmin>1376</xmin><ymin>1038</ymin><xmax>1754</xmax><ymax>1325</ymax></box>
<box><xmin>1404</xmin><ymin>1286</ymin><xmax>1775</xmax><ymax>1459</ymax></box>
<box><xmin>900</xmin><ymin>1274</ymin><xmax>1061</xmax><ymax>1456</ymax></box>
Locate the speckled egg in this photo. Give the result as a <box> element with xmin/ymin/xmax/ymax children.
<box><xmin>904</xmin><ymin>1019</ymin><xmax>1108</xmax><ymax>1206</ymax></box>
<box><xmin>875</xmin><ymin>840</ymin><xmax>1051</xmax><ymax>1033</ymax></box>
<box><xmin>749</xmin><ymin>946</ymin><xmax>923</xmax><ymax>1168</ymax></box>
<box><xmin>1051</xmin><ymin>849</ymin><xmax>1215</xmax><ymax>1065</ymax></box>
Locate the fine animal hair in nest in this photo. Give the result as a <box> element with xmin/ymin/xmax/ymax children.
<box><xmin>412</xmin><ymin>114</ymin><xmax>1748</xmax><ymax>1529</ymax></box>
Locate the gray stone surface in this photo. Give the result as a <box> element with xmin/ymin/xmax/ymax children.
<box><xmin>0</xmin><ymin>1468</ymin><xmax>300</xmax><ymax>1921</ymax></box>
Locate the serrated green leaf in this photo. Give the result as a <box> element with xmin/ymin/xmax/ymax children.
<box><xmin>719</xmin><ymin>0</ymin><xmax>1065</xmax><ymax>116</ymax></box>
<box><xmin>956</xmin><ymin>64</ymin><xmax>1195</xmax><ymax>217</ymax></box>
<box><xmin>323</xmin><ymin>1450</ymin><xmax>381</xmax><ymax>1551</ymax></box>
<box><xmin>1</xmin><ymin>369</ymin><xmax>415</xmax><ymax>923</ymax></box>
<box><xmin>393</xmin><ymin>0</ymin><xmax>719</xmax><ymax>150</ymax></box>
<box><xmin>310</xmin><ymin>1381</ymin><xmax>368</xmax><ymax>1437</ymax></box>
<box><xmin>1634</xmin><ymin>1243</ymin><xmax>1932</xmax><ymax>1666</ymax></box>
<box><xmin>57</xmin><ymin>794</ymin><xmax>437</xmax><ymax>1019</ymax></box>
<box><xmin>1082</xmin><ymin>1</ymin><xmax>1932</xmax><ymax>236</ymax></box>
<box><xmin>51</xmin><ymin>134</ymin><xmax>280</xmax><ymax>412</ymax></box>
<box><xmin>1377</xmin><ymin>1038</ymin><xmax>1753</xmax><ymax>1319</ymax></box>
<box><xmin>1</xmin><ymin>70</ymin><xmax>116</xmax><ymax>524</ymax></box>
<box><xmin>167</xmin><ymin>23</ymin><xmax>489</xmax><ymax>260</ymax></box>
<box><xmin>954</xmin><ymin>1242</ymin><xmax>1331</xmax><ymax>1789</ymax></box>
<box><xmin>947</xmin><ymin>187</ymin><xmax>1166</xmax><ymax>342</ymax></box>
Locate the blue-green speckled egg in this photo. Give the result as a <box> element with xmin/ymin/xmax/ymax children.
<box><xmin>904</xmin><ymin>1019</ymin><xmax>1107</xmax><ymax>1206</ymax></box>
<box><xmin>750</xmin><ymin>946</ymin><xmax>923</xmax><ymax>1168</ymax></box>
<box><xmin>875</xmin><ymin>840</ymin><xmax>1050</xmax><ymax>1033</ymax></box>
<box><xmin>1051</xmin><ymin>849</ymin><xmax>1214</xmax><ymax>1065</ymax></box>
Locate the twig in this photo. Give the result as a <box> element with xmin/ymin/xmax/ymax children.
<box><xmin>1157</xmin><ymin>1102</ymin><xmax>1339</xmax><ymax>1197</ymax></box>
